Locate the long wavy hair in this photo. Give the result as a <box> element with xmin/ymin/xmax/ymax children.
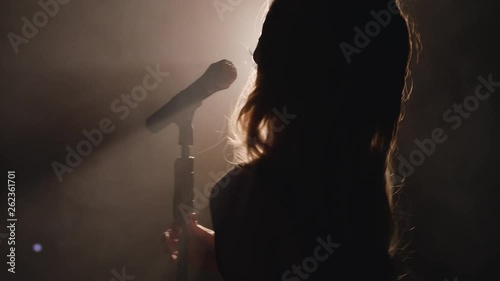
<box><xmin>229</xmin><ymin>0</ymin><xmax>420</xmax><ymax>260</ymax></box>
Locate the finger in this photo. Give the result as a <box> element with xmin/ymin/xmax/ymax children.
<box><xmin>161</xmin><ymin>230</ymin><xmax>173</xmax><ymax>242</ymax></box>
<box><xmin>165</xmin><ymin>237</ymin><xmax>180</xmax><ymax>247</ymax></box>
<box><xmin>166</xmin><ymin>227</ymin><xmax>181</xmax><ymax>239</ymax></box>
<box><xmin>164</xmin><ymin>240</ymin><xmax>179</xmax><ymax>252</ymax></box>
<box><xmin>168</xmin><ymin>251</ymin><xmax>179</xmax><ymax>264</ymax></box>
<box><xmin>165</xmin><ymin>244</ymin><xmax>178</xmax><ymax>256</ymax></box>
<box><xmin>163</xmin><ymin>231</ymin><xmax>180</xmax><ymax>253</ymax></box>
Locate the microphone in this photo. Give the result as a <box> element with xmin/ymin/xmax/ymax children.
<box><xmin>146</xmin><ymin>59</ymin><xmax>237</xmax><ymax>133</ymax></box>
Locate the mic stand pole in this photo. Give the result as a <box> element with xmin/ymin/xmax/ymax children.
<box><xmin>172</xmin><ymin>105</ymin><xmax>198</xmax><ymax>281</ymax></box>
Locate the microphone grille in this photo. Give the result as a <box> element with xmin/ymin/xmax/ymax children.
<box><xmin>207</xmin><ymin>59</ymin><xmax>238</xmax><ymax>92</ymax></box>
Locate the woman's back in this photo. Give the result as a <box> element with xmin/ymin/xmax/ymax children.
<box><xmin>210</xmin><ymin>157</ymin><xmax>396</xmax><ymax>281</ymax></box>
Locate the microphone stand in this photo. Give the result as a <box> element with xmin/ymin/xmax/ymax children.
<box><xmin>149</xmin><ymin>60</ymin><xmax>236</xmax><ymax>281</ymax></box>
<box><xmin>172</xmin><ymin>103</ymin><xmax>200</xmax><ymax>281</ymax></box>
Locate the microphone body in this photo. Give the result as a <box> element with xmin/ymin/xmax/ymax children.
<box><xmin>146</xmin><ymin>60</ymin><xmax>237</xmax><ymax>133</ymax></box>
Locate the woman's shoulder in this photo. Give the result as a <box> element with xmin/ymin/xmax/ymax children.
<box><xmin>209</xmin><ymin>163</ymin><xmax>256</xmax><ymax>202</ymax></box>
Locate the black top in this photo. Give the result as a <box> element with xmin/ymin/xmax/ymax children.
<box><xmin>209</xmin><ymin>160</ymin><xmax>395</xmax><ymax>281</ymax></box>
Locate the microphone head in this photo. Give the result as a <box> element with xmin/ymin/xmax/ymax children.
<box><xmin>203</xmin><ymin>59</ymin><xmax>238</xmax><ymax>94</ymax></box>
<box><xmin>146</xmin><ymin>59</ymin><xmax>238</xmax><ymax>133</ymax></box>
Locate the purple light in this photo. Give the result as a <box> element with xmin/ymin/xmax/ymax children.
<box><xmin>33</xmin><ymin>243</ymin><xmax>43</xmax><ymax>253</ymax></box>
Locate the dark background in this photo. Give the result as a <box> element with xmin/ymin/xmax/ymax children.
<box><xmin>0</xmin><ymin>0</ymin><xmax>499</xmax><ymax>280</ymax></box>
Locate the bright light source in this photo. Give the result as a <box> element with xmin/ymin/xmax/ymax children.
<box><xmin>33</xmin><ymin>243</ymin><xmax>43</xmax><ymax>253</ymax></box>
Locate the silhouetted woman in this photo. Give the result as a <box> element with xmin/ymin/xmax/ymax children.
<box><xmin>164</xmin><ymin>0</ymin><xmax>415</xmax><ymax>280</ymax></box>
